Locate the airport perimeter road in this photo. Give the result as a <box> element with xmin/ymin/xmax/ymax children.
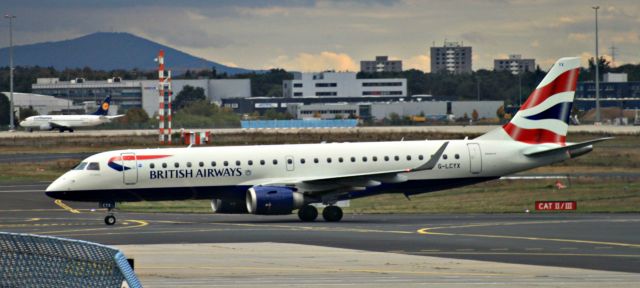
<box><xmin>1</xmin><ymin>182</ymin><xmax>639</xmax><ymax>274</ymax></box>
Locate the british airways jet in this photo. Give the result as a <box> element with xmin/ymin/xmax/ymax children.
<box><xmin>20</xmin><ymin>96</ymin><xmax>124</xmax><ymax>133</ymax></box>
<box><xmin>46</xmin><ymin>58</ymin><xmax>609</xmax><ymax>225</ymax></box>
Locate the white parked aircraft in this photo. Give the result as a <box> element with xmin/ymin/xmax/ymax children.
<box><xmin>20</xmin><ymin>96</ymin><xmax>123</xmax><ymax>132</ymax></box>
<box><xmin>46</xmin><ymin>57</ymin><xmax>609</xmax><ymax>225</ymax></box>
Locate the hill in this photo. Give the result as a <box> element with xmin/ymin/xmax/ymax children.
<box><xmin>0</xmin><ymin>32</ymin><xmax>251</xmax><ymax>74</ymax></box>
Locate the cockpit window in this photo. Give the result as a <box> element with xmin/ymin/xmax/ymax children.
<box><xmin>73</xmin><ymin>162</ymin><xmax>88</xmax><ymax>170</ymax></box>
<box><xmin>87</xmin><ymin>162</ymin><xmax>100</xmax><ymax>171</ymax></box>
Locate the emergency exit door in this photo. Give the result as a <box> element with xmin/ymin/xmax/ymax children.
<box><xmin>467</xmin><ymin>143</ymin><xmax>482</xmax><ymax>174</ymax></box>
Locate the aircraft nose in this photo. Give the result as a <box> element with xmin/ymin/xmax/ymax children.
<box><xmin>45</xmin><ymin>174</ymin><xmax>75</xmax><ymax>198</ymax></box>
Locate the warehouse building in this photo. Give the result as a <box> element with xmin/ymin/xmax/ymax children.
<box><xmin>282</xmin><ymin>72</ymin><xmax>407</xmax><ymax>98</ymax></box>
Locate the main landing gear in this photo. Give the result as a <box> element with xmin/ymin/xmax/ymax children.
<box><xmin>297</xmin><ymin>205</ymin><xmax>343</xmax><ymax>222</ymax></box>
<box><xmin>100</xmin><ymin>201</ymin><xmax>117</xmax><ymax>226</ymax></box>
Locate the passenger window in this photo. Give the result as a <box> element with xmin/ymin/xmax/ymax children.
<box><xmin>199</xmin><ymin>162</ymin><xmax>204</xmax><ymax>167</ymax></box>
<box><xmin>248</xmin><ymin>160</ymin><xmax>253</xmax><ymax>166</ymax></box>
<box><xmin>418</xmin><ymin>155</ymin><xmax>424</xmax><ymax>161</ymax></box>
<box><xmin>338</xmin><ymin>157</ymin><xmax>344</xmax><ymax>163</ymax></box>
<box><xmin>260</xmin><ymin>160</ymin><xmax>265</xmax><ymax>165</ymax></box>
<box><xmin>406</xmin><ymin>155</ymin><xmax>412</xmax><ymax>161</ymax></box>
<box><xmin>327</xmin><ymin>158</ymin><xmax>332</xmax><ymax>163</ymax></box>
<box><xmin>236</xmin><ymin>160</ymin><xmax>241</xmax><ymax>166</ymax></box>
<box><xmin>150</xmin><ymin>163</ymin><xmax>155</xmax><ymax>169</ymax></box>
<box><xmin>314</xmin><ymin>158</ymin><xmax>319</xmax><ymax>164</ymax></box>
<box><xmin>443</xmin><ymin>154</ymin><xmax>448</xmax><ymax>160</ymax></box>
<box><xmin>287</xmin><ymin>158</ymin><xmax>293</xmax><ymax>164</ymax></box>
<box><xmin>162</xmin><ymin>163</ymin><xmax>167</xmax><ymax>168</ymax></box>
<box><xmin>384</xmin><ymin>156</ymin><xmax>389</xmax><ymax>161</ymax></box>
<box><xmin>272</xmin><ymin>159</ymin><xmax>278</xmax><ymax>165</ymax></box>
<box><xmin>300</xmin><ymin>158</ymin><xmax>306</xmax><ymax>164</ymax></box>
<box><xmin>362</xmin><ymin>156</ymin><xmax>368</xmax><ymax>162</ymax></box>
<box><xmin>87</xmin><ymin>162</ymin><xmax>100</xmax><ymax>171</ymax></box>
<box><xmin>74</xmin><ymin>162</ymin><xmax>87</xmax><ymax>170</ymax></box>
<box><xmin>211</xmin><ymin>161</ymin><xmax>217</xmax><ymax>167</ymax></box>
<box><xmin>174</xmin><ymin>162</ymin><xmax>179</xmax><ymax>168</ymax></box>
<box><xmin>224</xmin><ymin>161</ymin><xmax>229</xmax><ymax>166</ymax></box>
<box><xmin>394</xmin><ymin>156</ymin><xmax>399</xmax><ymax>161</ymax></box>
<box><xmin>455</xmin><ymin>154</ymin><xmax>460</xmax><ymax>159</ymax></box>
<box><xmin>372</xmin><ymin>156</ymin><xmax>378</xmax><ymax>162</ymax></box>
<box><xmin>187</xmin><ymin>162</ymin><xmax>192</xmax><ymax>168</ymax></box>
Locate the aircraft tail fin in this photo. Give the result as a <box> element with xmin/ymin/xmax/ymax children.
<box><xmin>92</xmin><ymin>96</ymin><xmax>112</xmax><ymax>116</ymax></box>
<box><xmin>477</xmin><ymin>57</ymin><xmax>581</xmax><ymax>145</ymax></box>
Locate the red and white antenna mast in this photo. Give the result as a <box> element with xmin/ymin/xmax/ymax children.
<box><xmin>157</xmin><ymin>50</ymin><xmax>165</xmax><ymax>144</ymax></box>
<box><xmin>156</xmin><ymin>50</ymin><xmax>173</xmax><ymax>144</ymax></box>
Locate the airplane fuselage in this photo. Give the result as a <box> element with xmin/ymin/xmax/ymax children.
<box><xmin>20</xmin><ymin>115</ymin><xmax>111</xmax><ymax>130</ymax></box>
<box><xmin>45</xmin><ymin>139</ymin><xmax>569</xmax><ymax>203</ymax></box>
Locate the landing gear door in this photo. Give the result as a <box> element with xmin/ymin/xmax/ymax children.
<box><xmin>121</xmin><ymin>152</ymin><xmax>138</xmax><ymax>185</ymax></box>
<box><xmin>467</xmin><ymin>143</ymin><xmax>482</xmax><ymax>174</ymax></box>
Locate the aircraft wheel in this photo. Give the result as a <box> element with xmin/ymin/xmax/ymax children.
<box><xmin>104</xmin><ymin>215</ymin><xmax>116</xmax><ymax>226</ymax></box>
<box><xmin>298</xmin><ymin>205</ymin><xmax>318</xmax><ymax>222</ymax></box>
<box><xmin>69</xmin><ymin>129</ymin><xmax>74</xmax><ymax>133</ymax></box>
<box><xmin>322</xmin><ymin>206</ymin><xmax>343</xmax><ymax>222</ymax></box>
<box><xmin>59</xmin><ymin>129</ymin><xmax>64</xmax><ymax>133</ymax></box>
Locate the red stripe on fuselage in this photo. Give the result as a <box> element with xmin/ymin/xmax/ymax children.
<box><xmin>108</xmin><ymin>155</ymin><xmax>171</xmax><ymax>162</ymax></box>
<box><xmin>521</xmin><ymin>68</ymin><xmax>579</xmax><ymax>110</ymax></box>
<box><xmin>503</xmin><ymin>122</ymin><xmax>566</xmax><ymax>145</ymax></box>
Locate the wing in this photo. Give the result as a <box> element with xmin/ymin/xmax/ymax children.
<box><xmin>48</xmin><ymin>121</ymin><xmax>71</xmax><ymax>130</ymax></box>
<box><xmin>254</xmin><ymin>141</ymin><xmax>449</xmax><ymax>199</ymax></box>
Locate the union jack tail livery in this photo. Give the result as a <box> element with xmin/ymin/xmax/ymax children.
<box><xmin>479</xmin><ymin>57</ymin><xmax>580</xmax><ymax>145</ymax></box>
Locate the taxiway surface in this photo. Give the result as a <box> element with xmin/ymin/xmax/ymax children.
<box><xmin>1</xmin><ymin>182</ymin><xmax>639</xmax><ymax>274</ymax></box>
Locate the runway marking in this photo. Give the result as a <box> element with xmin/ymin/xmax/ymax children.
<box><xmin>38</xmin><ymin>219</ymin><xmax>149</xmax><ymax>235</ymax></box>
<box><xmin>524</xmin><ymin>248</ymin><xmax>543</xmax><ymax>251</ymax></box>
<box><xmin>414</xmin><ymin>251</ymin><xmax>640</xmax><ymax>258</ymax></box>
<box><xmin>417</xmin><ymin>220</ymin><xmax>640</xmax><ymax>249</ymax></box>
<box><xmin>0</xmin><ymin>189</ymin><xmax>44</xmax><ymax>193</ymax></box>
<box><xmin>560</xmin><ymin>247</ymin><xmax>578</xmax><ymax>250</ymax></box>
<box><xmin>491</xmin><ymin>248</ymin><xmax>509</xmax><ymax>251</ymax></box>
<box><xmin>54</xmin><ymin>199</ymin><xmax>81</xmax><ymax>214</ymax></box>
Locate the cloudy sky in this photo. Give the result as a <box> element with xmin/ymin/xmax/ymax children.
<box><xmin>1</xmin><ymin>0</ymin><xmax>638</xmax><ymax>72</ymax></box>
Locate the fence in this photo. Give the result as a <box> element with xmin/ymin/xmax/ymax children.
<box><xmin>0</xmin><ymin>232</ymin><xmax>141</xmax><ymax>288</ymax></box>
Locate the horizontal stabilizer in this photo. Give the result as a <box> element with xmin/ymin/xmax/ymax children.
<box><xmin>523</xmin><ymin>137</ymin><xmax>613</xmax><ymax>157</ymax></box>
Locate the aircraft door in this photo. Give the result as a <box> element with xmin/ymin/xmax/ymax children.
<box><xmin>121</xmin><ymin>152</ymin><xmax>138</xmax><ymax>184</ymax></box>
<box><xmin>467</xmin><ymin>143</ymin><xmax>482</xmax><ymax>174</ymax></box>
<box><xmin>285</xmin><ymin>156</ymin><xmax>295</xmax><ymax>172</ymax></box>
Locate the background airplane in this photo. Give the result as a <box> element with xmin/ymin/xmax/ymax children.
<box><xmin>45</xmin><ymin>57</ymin><xmax>609</xmax><ymax>225</ymax></box>
<box><xmin>19</xmin><ymin>95</ymin><xmax>123</xmax><ymax>132</ymax></box>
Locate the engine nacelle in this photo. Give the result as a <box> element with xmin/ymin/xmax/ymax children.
<box><xmin>211</xmin><ymin>199</ymin><xmax>248</xmax><ymax>214</ymax></box>
<box><xmin>246</xmin><ymin>186</ymin><xmax>305</xmax><ymax>215</ymax></box>
<box><xmin>39</xmin><ymin>123</ymin><xmax>52</xmax><ymax>130</ymax></box>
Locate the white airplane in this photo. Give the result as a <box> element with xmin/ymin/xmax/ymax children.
<box><xmin>20</xmin><ymin>96</ymin><xmax>124</xmax><ymax>132</ymax></box>
<box><xmin>46</xmin><ymin>57</ymin><xmax>609</xmax><ymax>225</ymax></box>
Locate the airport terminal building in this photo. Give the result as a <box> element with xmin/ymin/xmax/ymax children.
<box><xmin>32</xmin><ymin>77</ymin><xmax>251</xmax><ymax>115</ymax></box>
<box><xmin>282</xmin><ymin>72</ymin><xmax>407</xmax><ymax>98</ymax></box>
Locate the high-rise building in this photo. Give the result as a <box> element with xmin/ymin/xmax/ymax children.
<box><xmin>360</xmin><ymin>56</ymin><xmax>403</xmax><ymax>73</ymax></box>
<box><xmin>430</xmin><ymin>41</ymin><xmax>472</xmax><ymax>74</ymax></box>
<box><xmin>494</xmin><ymin>55</ymin><xmax>535</xmax><ymax>74</ymax></box>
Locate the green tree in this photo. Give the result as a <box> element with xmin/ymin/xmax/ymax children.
<box><xmin>472</xmin><ymin>109</ymin><xmax>479</xmax><ymax>121</ymax></box>
<box><xmin>18</xmin><ymin>106</ymin><xmax>39</xmax><ymax>121</ymax></box>
<box><xmin>120</xmin><ymin>107</ymin><xmax>149</xmax><ymax>125</ymax></box>
<box><xmin>173</xmin><ymin>85</ymin><xmax>206</xmax><ymax>110</ymax></box>
<box><xmin>496</xmin><ymin>105</ymin><xmax>505</xmax><ymax>119</ymax></box>
<box><xmin>0</xmin><ymin>94</ymin><xmax>9</xmax><ymax>126</ymax></box>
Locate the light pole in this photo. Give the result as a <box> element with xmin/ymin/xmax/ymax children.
<box><xmin>593</xmin><ymin>6</ymin><xmax>601</xmax><ymax>123</ymax></box>
<box><xmin>4</xmin><ymin>14</ymin><xmax>16</xmax><ymax>131</ymax></box>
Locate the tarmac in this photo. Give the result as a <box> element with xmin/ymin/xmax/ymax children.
<box><xmin>1</xmin><ymin>182</ymin><xmax>639</xmax><ymax>287</ymax></box>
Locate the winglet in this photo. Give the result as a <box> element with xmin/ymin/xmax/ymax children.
<box><xmin>412</xmin><ymin>141</ymin><xmax>449</xmax><ymax>171</ymax></box>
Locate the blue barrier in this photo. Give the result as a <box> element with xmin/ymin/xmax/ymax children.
<box><xmin>0</xmin><ymin>232</ymin><xmax>142</xmax><ymax>288</ymax></box>
<box><xmin>241</xmin><ymin>119</ymin><xmax>358</xmax><ymax>129</ymax></box>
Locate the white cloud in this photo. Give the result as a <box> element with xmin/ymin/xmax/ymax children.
<box><xmin>267</xmin><ymin>51</ymin><xmax>358</xmax><ymax>72</ymax></box>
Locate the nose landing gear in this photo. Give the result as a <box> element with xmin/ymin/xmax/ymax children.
<box><xmin>100</xmin><ymin>201</ymin><xmax>117</xmax><ymax>226</ymax></box>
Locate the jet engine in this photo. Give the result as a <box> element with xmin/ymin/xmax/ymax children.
<box><xmin>210</xmin><ymin>199</ymin><xmax>248</xmax><ymax>214</ymax></box>
<box><xmin>39</xmin><ymin>123</ymin><xmax>52</xmax><ymax>130</ymax></box>
<box><xmin>245</xmin><ymin>186</ymin><xmax>305</xmax><ymax>215</ymax></box>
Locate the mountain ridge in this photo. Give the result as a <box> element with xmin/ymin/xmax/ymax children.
<box><xmin>0</xmin><ymin>32</ymin><xmax>251</xmax><ymax>74</ymax></box>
